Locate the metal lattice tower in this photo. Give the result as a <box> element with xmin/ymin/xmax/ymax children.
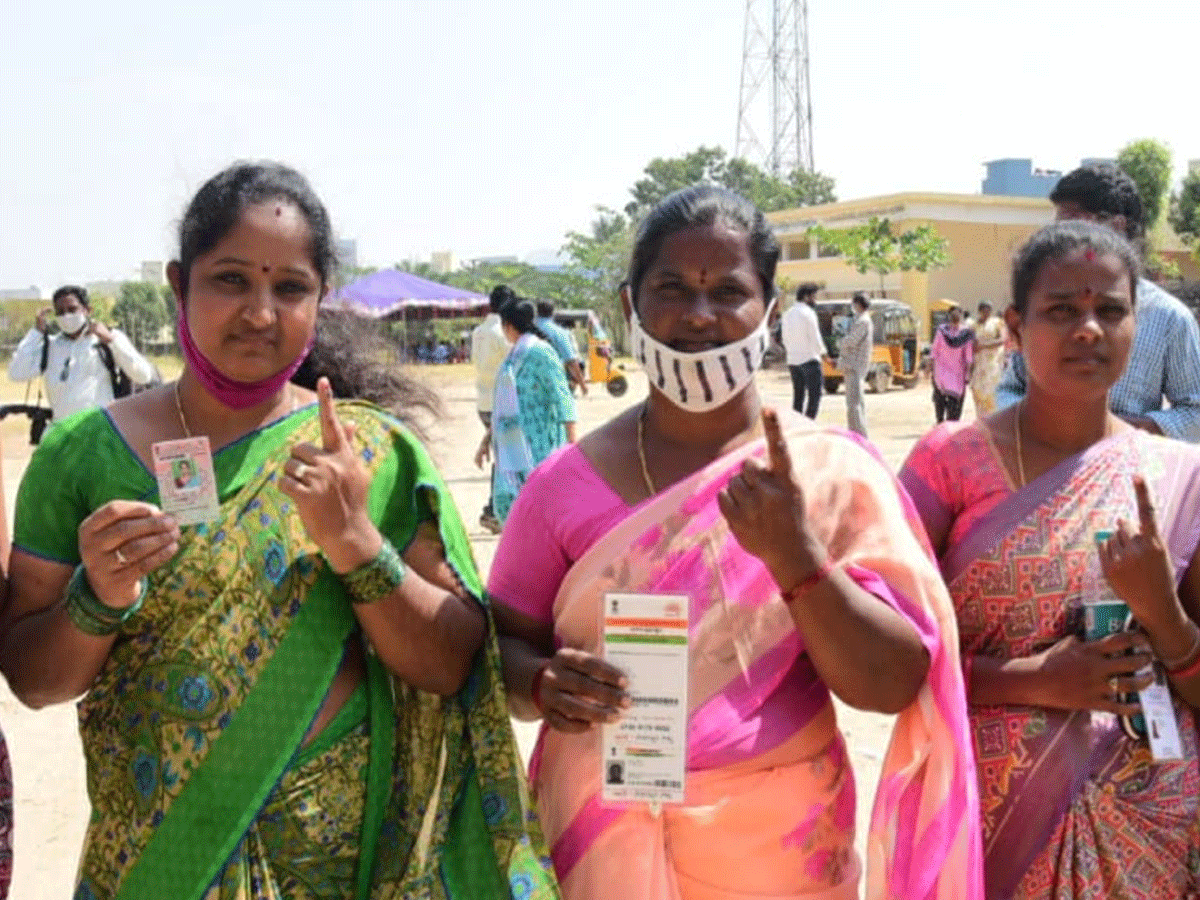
<box><xmin>735</xmin><ymin>0</ymin><xmax>813</xmax><ymax>176</ymax></box>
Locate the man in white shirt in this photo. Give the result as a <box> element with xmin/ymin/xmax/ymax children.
<box><xmin>780</xmin><ymin>282</ymin><xmax>828</xmax><ymax>419</ymax></box>
<box><xmin>8</xmin><ymin>285</ymin><xmax>156</xmax><ymax>424</ymax></box>
<box><xmin>471</xmin><ymin>284</ymin><xmax>514</xmax><ymax>532</ymax></box>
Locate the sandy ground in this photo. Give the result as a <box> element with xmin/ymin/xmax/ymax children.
<box><xmin>0</xmin><ymin>361</ymin><xmax>968</xmax><ymax>898</ymax></box>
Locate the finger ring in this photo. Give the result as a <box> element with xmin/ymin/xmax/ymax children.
<box><xmin>114</xmin><ymin>548</ymin><xmax>127</xmax><ymax>566</ymax></box>
<box><xmin>292</xmin><ymin>463</ymin><xmax>310</xmax><ymax>481</ymax></box>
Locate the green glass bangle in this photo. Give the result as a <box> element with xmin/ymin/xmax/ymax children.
<box><xmin>339</xmin><ymin>539</ymin><xmax>406</xmax><ymax>605</ymax></box>
<box><xmin>64</xmin><ymin>565</ymin><xmax>146</xmax><ymax>637</ymax></box>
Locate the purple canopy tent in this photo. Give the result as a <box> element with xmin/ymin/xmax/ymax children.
<box><xmin>324</xmin><ymin>269</ymin><xmax>487</xmax><ymax>317</ymax></box>
<box><xmin>323</xmin><ymin>269</ymin><xmax>488</xmax><ymax>361</ymax></box>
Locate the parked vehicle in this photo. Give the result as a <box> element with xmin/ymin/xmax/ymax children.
<box><xmin>553</xmin><ymin>309</ymin><xmax>629</xmax><ymax>397</ymax></box>
<box><xmin>816</xmin><ymin>299</ymin><xmax>921</xmax><ymax>394</ymax></box>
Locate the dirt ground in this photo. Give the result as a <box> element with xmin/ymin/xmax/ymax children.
<box><xmin>0</xmin><ymin>361</ymin><xmax>970</xmax><ymax>898</ymax></box>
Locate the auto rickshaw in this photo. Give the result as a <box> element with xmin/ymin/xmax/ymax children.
<box><xmin>816</xmin><ymin>299</ymin><xmax>921</xmax><ymax>394</ymax></box>
<box><xmin>552</xmin><ymin>309</ymin><xmax>629</xmax><ymax>397</ymax></box>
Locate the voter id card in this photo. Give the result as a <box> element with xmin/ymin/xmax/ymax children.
<box><xmin>152</xmin><ymin>437</ymin><xmax>219</xmax><ymax>525</ymax></box>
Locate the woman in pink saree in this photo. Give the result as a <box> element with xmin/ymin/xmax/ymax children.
<box><xmin>488</xmin><ymin>185</ymin><xmax>981</xmax><ymax>900</ymax></box>
<box><xmin>900</xmin><ymin>221</ymin><xmax>1200</xmax><ymax>899</ymax></box>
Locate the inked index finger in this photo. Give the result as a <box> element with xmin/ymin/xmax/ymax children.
<box><xmin>316</xmin><ymin>377</ymin><xmax>345</xmax><ymax>452</ymax></box>
<box><xmin>1133</xmin><ymin>475</ymin><xmax>1159</xmax><ymax>538</ymax></box>
<box><xmin>761</xmin><ymin>408</ymin><xmax>792</xmax><ymax>479</ymax></box>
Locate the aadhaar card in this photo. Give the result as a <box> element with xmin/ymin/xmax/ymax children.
<box><xmin>1138</xmin><ymin>666</ymin><xmax>1183</xmax><ymax>761</ymax></box>
<box><xmin>151</xmin><ymin>437</ymin><xmax>219</xmax><ymax>526</ymax></box>
<box><xmin>601</xmin><ymin>593</ymin><xmax>689</xmax><ymax>805</ymax></box>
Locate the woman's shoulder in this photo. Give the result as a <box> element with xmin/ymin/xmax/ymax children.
<box><xmin>524</xmin><ymin>442</ymin><xmax>602</xmax><ymax>496</ymax></box>
<box><xmin>36</xmin><ymin>407</ymin><xmax>122</xmax><ymax>459</ymax></box>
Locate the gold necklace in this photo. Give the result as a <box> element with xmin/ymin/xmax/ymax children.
<box><xmin>174</xmin><ymin>380</ymin><xmax>192</xmax><ymax>439</ymax></box>
<box><xmin>1014</xmin><ymin>399</ymin><xmax>1115</xmax><ymax>489</ymax></box>
<box><xmin>636</xmin><ymin>402</ymin><xmax>656</xmax><ymax>496</ymax></box>
<box><xmin>174</xmin><ymin>380</ymin><xmax>296</xmax><ymax>441</ymax></box>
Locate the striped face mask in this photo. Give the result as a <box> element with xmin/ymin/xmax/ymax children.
<box><xmin>629</xmin><ymin>300</ymin><xmax>775</xmax><ymax>413</ymax></box>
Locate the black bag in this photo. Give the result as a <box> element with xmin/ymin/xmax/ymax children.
<box><xmin>40</xmin><ymin>329</ymin><xmax>132</xmax><ymax>398</ymax></box>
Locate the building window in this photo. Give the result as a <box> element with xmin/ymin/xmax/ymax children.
<box><xmin>786</xmin><ymin>240</ymin><xmax>811</xmax><ymax>261</ymax></box>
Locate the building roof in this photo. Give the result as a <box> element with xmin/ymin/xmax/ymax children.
<box><xmin>767</xmin><ymin>191</ymin><xmax>1052</xmax><ymax>233</ymax></box>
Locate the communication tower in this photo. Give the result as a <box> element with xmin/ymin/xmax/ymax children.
<box><xmin>735</xmin><ymin>0</ymin><xmax>814</xmax><ymax>175</ymax></box>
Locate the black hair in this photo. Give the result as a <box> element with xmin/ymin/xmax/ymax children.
<box><xmin>52</xmin><ymin>285</ymin><xmax>89</xmax><ymax>309</ymax></box>
<box><xmin>177</xmin><ymin>161</ymin><xmax>337</xmax><ymax>296</ymax></box>
<box><xmin>535</xmin><ymin>299</ymin><xmax>555</xmax><ymax>318</ymax></box>
<box><xmin>1010</xmin><ymin>220</ymin><xmax>1142</xmax><ymax>317</ymax></box>
<box><xmin>489</xmin><ymin>284</ymin><xmax>516</xmax><ymax>314</ymax></box>
<box><xmin>498</xmin><ymin>298</ymin><xmax>551</xmax><ymax>343</ymax></box>
<box><xmin>1049</xmin><ymin>162</ymin><xmax>1145</xmax><ymax>242</ymax></box>
<box><xmin>290</xmin><ymin>308</ymin><xmax>442</xmax><ymax>440</ymax></box>
<box><xmin>851</xmin><ymin>292</ymin><xmax>869</xmax><ymax>311</ymax></box>
<box><xmin>627</xmin><ymin>185</ymin><xmax>780</xmax><ymax>307</ymax></box>
<box><xmin>795</xmin><ymin>282</ymin><xmax>820</xmax><ymax>301</ymax></box>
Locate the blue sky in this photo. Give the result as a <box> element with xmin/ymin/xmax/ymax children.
<box><xmin>2</xmin><ymin>0</ymin><xmax>1197</xmax><ymax>290</ymax></box>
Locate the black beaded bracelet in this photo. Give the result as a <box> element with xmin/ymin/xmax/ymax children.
<box><xmin>339</xmin><ymin>540</ymin><xmax>406</xmax><ymax>605</ymax></box>
<box><xmin>64</xmin><ymin>565</ymin><xmax>146</xmax><ymax>637</ymax></box>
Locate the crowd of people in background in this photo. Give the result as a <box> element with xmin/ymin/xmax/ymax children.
<box><xmin>0</xmin><ymin>158</ymin><xmax>1198</xmax><ymax>900</ymax></box>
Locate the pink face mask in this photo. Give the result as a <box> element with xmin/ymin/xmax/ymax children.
<box><xmin>177</xmin><ymin>301</ymin><xmax>313</xmax><ymax>410</ymax></box>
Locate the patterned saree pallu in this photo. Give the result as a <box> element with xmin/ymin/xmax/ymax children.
<box><xmin>904</xmin><ymin>427</ymin><xmax>1200</xmax><ymax>900</ymax></box>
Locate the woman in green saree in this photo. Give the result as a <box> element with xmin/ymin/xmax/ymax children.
<box><xmin>0</xmin><ymin>162</ymin><xmax>558</xmax><ymax>900</ymax></box>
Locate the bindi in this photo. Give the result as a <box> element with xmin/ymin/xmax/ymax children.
<box><xmin>275</xmin><ymin>206</ymin><xmax>283</xmax><ymax>217</ymax></box>
<box><xmin>1084</xmin><ymin>248</ymin><xmax>1096</xmax><ymax>262</ymax></box>
<box><xmin>698</xmin><ymin>268</ymin><xmax>708</xmax><ymax>287</ymax></box>
<box><xmin>262</xmin><ymin>264</ymin><xmax>272</xmax><ymax>273</ymax></box>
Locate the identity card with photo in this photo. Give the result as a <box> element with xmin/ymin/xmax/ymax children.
<box><xmin>601</xmin><ymin>592</ymin><xmax>689</xmax><ymax>805</ymax></box>
<box><xmin>152</xmin><ymin>437</ymin><xmax>219</xmax><ymax>526</ymax></box>
<box><xmin>1137</xmin><ymin>665</ymin><xmax>1184</xmax><ymax>761</ymax></box>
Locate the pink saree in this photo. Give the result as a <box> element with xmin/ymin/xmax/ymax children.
<box><xmin>901</xmin><ymin>424</ymin><xmax>1200</xmax><ymax>900</ymax></box>
<box><xmin>530</xmin><ymin>428</ymin><xmax>981</xmax><ymax>900</ymax></box>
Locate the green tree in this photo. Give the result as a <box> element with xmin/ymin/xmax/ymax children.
<box><xmin>561</xmin><ymin>207</ymin><xmax>636</xmax><ymax>349</ymax></box>
<box><xmin>1117</xmin><ymin>139</ymin><xmax>1172</xmax><ymax>231</ymax></box>
<box><xmin>627</xmin><ymin>146</ymin><xmax>835</xmax><ymax>216</ymax></box>
<box><xmin>806</xmin><ymin>218</ymin><xmax>951</xmax><ymax>296</ymax></box>
<box><xmin>113</xmin><ymin>281</ymin><xmax>169</xmax><ymax>350</ymax></box>
<box><xmin>1169</xmin><ymin>167</ymin><xmax>1200</xmax><ymax>242</ymax></box>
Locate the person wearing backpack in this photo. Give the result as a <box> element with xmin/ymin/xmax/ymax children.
<box><xmin>7</xmin><ymin>285</ymin><xmax>157</xmax><ymax>423</ymax></box>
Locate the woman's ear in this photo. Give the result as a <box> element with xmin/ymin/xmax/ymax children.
<box><xmin>1003</xmin><ymin>305</ymin><xmax>1022</xmax><ymax>349</ymax></box>
<box><xmin>166</xmin><ymin>261</ymin><xmax>185</xmax><ymax>313</ymax></box>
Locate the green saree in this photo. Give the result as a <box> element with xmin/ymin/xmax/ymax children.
<box><xmin>13</xmin><ymin>402</ymin><xmax>559</xmax><ymax>900</ymax></box>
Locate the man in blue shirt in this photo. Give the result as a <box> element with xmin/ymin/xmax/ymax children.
<box><xmin>996</xmin><ymin>162</ymin><xmax>1200</xmax><ymax>441</ymax></box>
<box><xmin>535</xmin><ymin>299</ymin><xmax>588</xmax><ymax>396</ymax></box>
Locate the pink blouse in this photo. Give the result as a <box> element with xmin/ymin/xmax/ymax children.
<box><xmin>486</xmin><ymin>443</ymin><xmax>646</xmax><ymax>625</ymax></box>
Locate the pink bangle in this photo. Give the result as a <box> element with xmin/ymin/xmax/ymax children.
<box><xmin>531</xmin><ymin>663</ymin><xmax>549</xmax><ymax>714</ymax></box>
<box><xmin>782</xmin><ymin>559</ymin><xmax>836</xmax><ymax>606</ymax></box>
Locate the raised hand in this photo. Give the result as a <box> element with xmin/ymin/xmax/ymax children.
<box><xmin>79</xmin><ymin>501</ymin><xmax>179</xmax><ymax>607</ymax></box>
<box><xmin>1100</xmin><ymin>476</ymin><xmax>1183</xmax><ymax>634</ymax></box>
<box><xmin>280</xmin><ymin>377</ymin><xmax>379</xmax><ymax>573</ymax></box>
<box><xmin>717</xmin><ymin>408</ymin><xmax>822</xmax><ymax>581</ymax></box>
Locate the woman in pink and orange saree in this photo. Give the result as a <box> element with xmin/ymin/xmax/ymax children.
<box><xmin>900</xmin><ymin>221</ymin><xmax>1200</xmax><ymax>900</ymax></box>
<box><xmin>488</xmin><ymin>185</ymin><xmax>981</xmax><ymax>900</ymax></box>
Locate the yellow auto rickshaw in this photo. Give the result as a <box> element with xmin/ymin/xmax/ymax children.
<box><xmin>816</xmin><ymin>299</ymin><xmax>921</xmax><ymax>394</ymax></box>
<box><xmin>553</xmin><ymin>309</ymin><xmax>629</xmax><ymax>397</ymax></box>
